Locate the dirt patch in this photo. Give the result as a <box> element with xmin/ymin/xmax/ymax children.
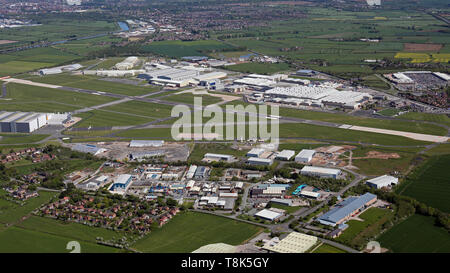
<box><xmin>354</xmin><ymin>151</ymin><xmax>400</xmax><ymax>160</ymax></box>
<box><xmin>404</xmin><ymin>43</ymin><xmax>442</xmax><ymax>52</ymax></box>
<box><xmin>0</xmin><ymin>40</ymin><xmax>17</xmax><ymax>45</ymax></box>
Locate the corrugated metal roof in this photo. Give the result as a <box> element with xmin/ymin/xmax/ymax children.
<box><xmin>318</xmin><ymin>193</ymin><xmax>377</xmax><ymax>224</ymax></box>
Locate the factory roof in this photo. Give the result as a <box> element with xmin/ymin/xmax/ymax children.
<box><xmin>300</xmin><ymin>191</ymin><xmax>320</xmax><ymax>198</ymax></box>
<box><xmin>296</xmin><ymin>149</ymin><xmax>316</xmax><ymax>159</ymax></box>
<box><xmin>318</xmin><ymin>193</ymin><xmax>377</xmax><ymax>224</ymax></box>
<box><xmin>248</xmin><ymin>157</ymin><xmax>273</xmax><ymax>164</ymax></box>
<box><xmin>204</xmin><ymin>153</ymin><xmax>233</xmax><ymax>159</ymax></box>
<box><xmin>276</xmin><ymin>150</ymin><xmax>295</xmax><ymax>159</ymax></box>
<box><xmin>115</xmin><ymin>174</ymin><xmax>132</xmax><ymax>185</ymax></box>
<box><xmin>194</xmin><ymin>72</ymin><xmax>227</xmax><ymax>81</ymax></box>
<box><xmin>247</xmin><ymin>148</ymin><xmax>265</xmax><ymax>156</ymax></box>
<box><xmin>72</xmin><ymin>144</ymin><xmax>107</xmax><ymax>155</ymax></box>
<box><xmin>234</xmin><ymin>77</ymin><xmax>276</xmax><ymax>87</ymax></box>
<box><xmin>366</xmin><ymin>175</ymin><xmax>398</xmax><ymax>186</ymax></box>
<box><xmin>301</xmin><ymin>166</ymin><xmax>341</xmax><ymax>175</ymax></box>
<box><xmin>263</xmin><ymin>232</ymin><xmax>317</xmax><ymax>253</ymax></box>
<box><xmin>255</xmin><ymin>209</ymin><xmax>282</xmax><ymax>220</ymax></box>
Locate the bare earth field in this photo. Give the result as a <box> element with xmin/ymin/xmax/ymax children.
<box><xmin>403</xmin><ymin>43</ymin><xmax>443</xmax><ymax>52</ymax></box>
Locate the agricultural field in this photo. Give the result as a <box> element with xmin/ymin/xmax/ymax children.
<box><xmin>224</xmin><ymin>62</ymin><xmax>291</xmax><ymax>74</ymax></box>
<box><xmin>0</xmin><ymin>226</ymin><xmax>118</xmax><ymax>253</ymax></box>
<box><xmin>214</xmin><ymin>8</ymin><xmax>450</xmax><ymax>78</ymax></box>
<box><xmin>131</xmin><ymin>211</ymin><xmax>262</xmax><ymax>253</ymax></box>
<box><xmin>141</xmin><ymin>40</ymin><xmax>234</xmax><ymax>58</ymax></box>
<box><xmin>377</xmin><ymin>214</ymin><xmax>450</xmax><ymax>253</ymax></box>
<box><xmin>397</xmin><ymin>154</ymin><xmax>450</xmax><ymax>213</ymax></box>
<box><xmin>0</xmin><ymin>82</ymin><xmax>118</xmax><ymax>112</ymax></box>
<box><xmin>337</xmin><ymin>207</ymin><xmax>394</xmax><ymax>248</ymax></box>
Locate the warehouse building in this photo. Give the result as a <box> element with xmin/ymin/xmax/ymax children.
<box><xmin>84</xmin><ymin>70</ymin><xmax>145</xmax><ymax>77</ymax></box>
<box><xmin>276</xmin><ymin>150</ymin><xmax>295</xmax><ymax>161</ymax></box>
<box><xmin>0</xmin><ymin>111</ymin><xmax>50</xmax><ymax>133</ymax></box>
<box><xmin>247</xmin><ymin>148</ymin><xmax>265</xmax><ymax>158</ymax></box>
<box><xmin>300</xmin><ymin>190</ymin><xmax>320</xmax><ymax>199</ymax></box>
<box><xmin>185</xmin><ymin>165</ymin><xmax>197</xmax><ymax>179</ymax></box>
<box><xmin>263</xmin><ymin>232</ymin><xmax>318</xmax><ymax>253</ymax></box>
<box><xmin>129</xmin><ymin>140</ymin><xmax>164</xmax><ymax>147</ymax></box>
<box><xmin>114</xmin><ymin>56</ymin><xmax>139</xmax><ymax>70</ymax></box>
<box><xmin>194</xmin><ymin>72</ymin><xmax>227</xmax><ymax>81</ymax></box>
<box><xmin>248</xmin><ymin>157</ymin><xmax>273</xmax><ymax>166</ymax></box>
<box><xmin>72</xmin><ymin>144</ymin><xmax>107</xmax><ymax>156</ymax></box>
<box><xmin>300</xmin><ymin>166</ymin><xmax>341</xmax><ymax>179</ymax></box>
<box><xmin>203</xmin><ymin>153</ymin><xmax>235</xmax><ymax>162</ymax></box>
<box><xmin>255</xmin><ymin>209</ymin><xmax>283</xmax><ymax>222</ymax></box>
<box><xmin>194</xmin><ymin>166</ymin><xmax>208</xmax><ymax>180</ymax></box>
<box><xmin>39</xmin><ymin>63</ymin><xmax>82</xmax><ymax>75</ymax></box>
<box><xmin>317</xmin><ymin>192</ymin><xmax>377</xmax><ymax>226</ymax></box>
<box><xmin>295</xmin><ymin>149</ymin><xmax>316</xmax><ymax>163</ymax></box>
<box><xmin>108</xmin><ymin>174</ymin><xmax>133</xmax><ymax>194</ymax></box>
<box><xmin>366</xmin><ymin>175</ymin><xmax>398</xmax><ymax>189</ymax></box>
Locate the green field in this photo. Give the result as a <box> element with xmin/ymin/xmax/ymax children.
<box><xmin>188</xmin><ymin>143</ymin><xmax>249</xmax><ymax>161</ymax></box>
<box><xmin>0</xmin><ymin>226</ymin><xmax>118</xmax><ymax>253</ymax></box>
<box><xmin>278</xmin><ymin>108</ymin><xmax>447</xmax><ymax>136</ymax></box>
<box><xmin>163</xmin><ymin>93</ymin><xmax>223</xmax><ymax>106</ymax></box>
<box><xmin>397</xmin><ymin>112</ymin><xmax>450</xmax><ymax>128</ymax></box>
<box><xmin>141</xmin><ymin>40</ymin><xmax>234</xmax><ymax>58</ymax></box>
<box><xmin>397</xmin><ymin>155</ymin><xmax>450</xmax><ymax>213</ymax></box>
<box><xmin>0</xmin><ymin>133</ymin><xmax>49</xmax><ymax>145</ymax></box>
<box><xmin>74</xmin><ymin>110</ymin><xmax>155</xmax><ymax>128</ymax></box>
<box><xmin>377</xmin><ymin>214</ymin><xmax>450</xmax><ymax>253</ymax></box>
<box><xmin>102</xmin><ymin>101</ymin><xmax>174</xmax><ymax>120</ymax></box>
<box><xmin>224</xmin><ymin>62</ymin><xmax>291</xmax><ymax>74</ymax></box>
<box><xmin>312</xmin><ymin>243</ymin><xmax>347</xmax><ymax>253</ymax></box>
<box><xmin>131</xmin><ymin>211</ymin><xmax>262</xmax><ymax>252</ymax></box>
<box><xmin>0</xmin><ymin>82</ymin><xmax>117</xmax><ymax>112</ymax></box>
<box><xmin>0</xmin><ymin>191</ymin><xmax>57</xmax><ymax>225</ymax></box>
<box><xmin>24</xmin><ymin>74</ymin><xmax>160</xmax><ymax>96</ymax></box>
<box><xmin>337</xmin><ymin>207</ymin><xmax>394</xmax><ymax>248</ymax></box>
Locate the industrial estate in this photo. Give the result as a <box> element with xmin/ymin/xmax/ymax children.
<box><xmin>0</xmin><ymin>0</ymin><xmax>448</xmax><ymax>257</ymax></box>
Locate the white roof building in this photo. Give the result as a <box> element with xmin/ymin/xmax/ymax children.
<box><xmin>248</xmin><ymin>157</ymin><xmax>273</xmax><ymax>166</ymax></box>
<box><xmin>300</xmin><ymin>166</ymin><xmax>341</xmax><ymax>179</ymax></box>
<box><xmin>366</xmin><ymin>175</ymin><xmax>399</xmax><ymax>189</ymax></box>
<box><xmin>263</xmin><ymin>232</ymin><xmax>318</xmax><ymax>253</ymax></box>
<box><xmin>255</xmin><ymin>209</ymin><xmax>283</xmax><ymax>221</ymax></box>
<box><xmin>276</xmin><ymin>150</ymin><xmax>295</xmax><ymax>161</ymax></box>
<box><xmin>295</xmin><ymin>149</ymin><xmax>316</xmax><ymax>163</ymax></box>
<box><xmin>129</xmin><ymin>140</ymin><xmax>164</xmax><ymax>147</ymax></box>
<box><xmin>247</xmin><ymin>148</ymin><xmax>265</xmax><ymax>157</ymax></box>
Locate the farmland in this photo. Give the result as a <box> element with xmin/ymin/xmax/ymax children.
<box><xmin>224</xmin><ymin>62</ymin><xmax>291</xmax><ymax>74</ymax></box>
<box><xmin>141</xmin><ymin>40</ymin><xmax>234</xmax><ymax>58</ymax></box>
<box><xmin>377</xmin><ymin>214</ymin><xmax>450</xmax><ymax>253</ymax></box>
<box><xmin>397</xmin><ymin>155</ymin><xmax>450</xmax><ymax>213</ymax></box>
<box><xmin>131</xmin><ymin>211</ymin><xmax>262</xmax><ymax>253</ymax></box>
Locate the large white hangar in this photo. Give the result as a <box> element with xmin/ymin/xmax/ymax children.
<box><xmin>0</xmin><ymin>111</ymin><xmax>51</xmax><ymax>133</ymax></box>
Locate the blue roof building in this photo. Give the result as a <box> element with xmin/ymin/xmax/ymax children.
<box><xmin>317</xmin><ymin>193</ymin><xmax>377</xmax><ymax>226</ymax></box>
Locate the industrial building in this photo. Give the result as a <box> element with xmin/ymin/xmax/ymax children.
<box><xmin>248</xmin><ymin>157</ymin><xmax>273</xmax><ymax>166</ymax></box>
<box><xmin>255</xmin><ymin>209</ymin><xmax>283</xmax><ymax>222</ymax></box>
<box><xmin>233</xmin><ymin>77</ymin><xmax>277</xmax><ymax>88</ymax></box>
<box><xmin>270</xmin><ymin>198</ymin><xmax>293</xmax><ymax>206</ymax></box>
<box><xmin>194</xmin><ymin>166</ymin><xmax>208</xmax><ymax>180</ymax></box>
<box><xmin>108</xmin><ymin>174</ymin><xmax>133</xmax><ymax>194</ymax></box>
<box><xmin>114</xmin><ymin>56</ymin><xmax>139</xmax><ymax>70</ymax></box>
<box><xmin>300</xmin><ymin>190</ymin><xmax>320</xmax><ymax>199</ymax></box>
<box><xmin>194</xmin><ymin>72</ymin><xmax>227</xmax><ymax>81</ymax></box>
<box><xmin>203</xmin><ymin>153</ymin><xmax>235</xmax><ymax>162</ymax></box>
<box><xmin>129</xmin><ymin>140</ymin><xmax>164</xmax><ymax>147</ymax></box>
<box><xmin>251</xmin><ymin>184</ymin><xmax>290</xmax><ymax>198</ymax></box>
<box><xmin>0</xmin><ymin>111</ymin><xmax>51</xmax><ymax>133</ymax></box>
<box><xmin>300</xmin><ymin>166</ymin><xmax>341</xmax><ymax>179</ymax></box>
<box><xmin>276</xmin><ymin>150</ymin><xmax>295</xmax><ymax>161</ymax></box>
<box><xmin>317</xmin><ymin>192</ymin><xmax>377</xmax><ymax>226</ymax></box>
<box><xmin>263</xmin><ymin>232</ymin><xmax>318</xmax><ymax>253</ymax></box>
<box><xmin>247</xmin><ymin>148</ymin><xmax>265</xmax><ymax>158</ymax></box>
<box><xmin>84</xmin><ymin>69</ymin><xmax>145</xmax><ymax>77</ymax></box>
<box><xmin>295</xmin><ymin>149</ymin><xmax>316</xmax><ymax>163</ymax></box>
<box><xmin>185</xmin><ymin>165</ymin><xmax>197</xmax><ymax>179</ymax></box>
<box><xmin>366</xmin><ymin>175</ymin><xmax>398</xmax><ymax>189</ymax></box>
<box><xmin>39</xmin><ymin>63</ymin><xmax>82</xmax><ymax>75</ymax></box>
<box><xmin>72</xmin><ymin>144</ymin><xmax>107</xmax><ymax>156</ymax></box>
<box><xmin>265</xmin><ymin>86</ymin><xmax>372</xmax><ymax>109</ymax></box>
